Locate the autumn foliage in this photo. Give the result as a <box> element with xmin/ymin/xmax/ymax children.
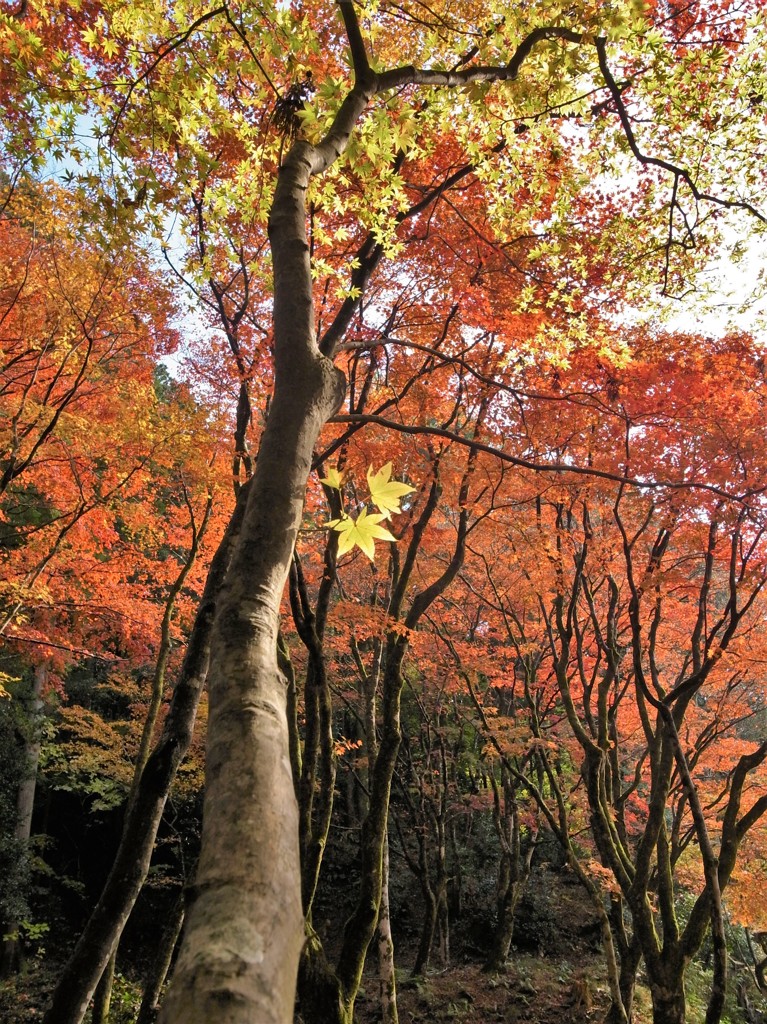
<box><xmin>2</xmin><ymin>1</ymin><xmax>767</xmax><ymax>1024</ymax></box>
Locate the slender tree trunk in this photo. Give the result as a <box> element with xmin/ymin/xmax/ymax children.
<box><xmin>0</xmin><ymin>661</ymin><xmax>45</xmax><ymax>977</ymax></box>
<box><xmin>42</xmin><ymin>492</ymin><xmax>245</xmax><ymax>1024</ymax></box>
<box><xmin>405</xmin><ymin>785</ymin><xmax>444</xmax><ymax>977</ymax></box>
<box><xmin>299</xmin><ymin>653</ymin><xmax>427</xmax><ymax>1022</ymax></box>
<box><xmin>136</xmin><ymin>892</ymin><xmax>185</xmax><ymax>1024</ymax></box>
<box><xmin>449</xmin><ymin>823</ymin><xmax>462</xmax><ymax>921</ymax></box>
<box><xmin>434</xmin><ymin>794</ymin><xmax>449</xmax><ymax>969</ymax></box>
<box><xmin>411</xmin><ymin>887</ymin><xmax>437</xmax><ymax>978</ymax></box>
<box><xmin>484</xmin><ymin>862</ymin><xmax>520</xmax><ymax>973</ymax></box>
<box><xmin>90</xmin><ymin>958</ymin><xmax>114</xmax><ymax>1024</ymax></box>
<box><xmin>484</xmin><ymin>771</ymin><xmax>532</xmax><ymax>973</ymax></box>
<box><xmin>89</xmin><ymin>498</ymin><xmax>212</xmax><ymax>1024</ymax></box>
<box><xmin>298</xmin><ymin>640</ymin><xmax>400</xmax><ymax>1024</ymax></box>
<box><xmin>328</xmin><ymin>466</ymin><xmax>470</xmax><ymax>1022</ymax></box>
<box><xmin>13</xmin><ymin>662</ymin><xmax>45</xmax><ymax>858</ymax></box>
<box><xmin>606</xmin><ymin>905</ymin><xmax>643</xmax><ymax>1024</ymax></box>
<box><xmin>616</xmin><ymin>957</ymin><xmax>640</xmax><ymax>1024</ymax></box>
<box><xmin>377</xmin><ymin>831</ymin><xmax>398</xmax><ymax>1024</ymax></box>
<box><xmin>360</xmin><ymin>647</ymin><xmax>398</xmax><ymax>1024</ymax></box>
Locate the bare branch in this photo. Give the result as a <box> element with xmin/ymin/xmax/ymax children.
<box><xmin>331</xmin><ymin>412</ymin><xmax>766</xmax><ymax>502</ymax></box>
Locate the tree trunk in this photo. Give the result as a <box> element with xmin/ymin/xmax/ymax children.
<box><xmin>603</xmin><ymin>964</ymin><xmax>640</xmax><ymax>1024</ymax></box>
<box><xmin>377</xmin><ymin>831</ymin><xmax>398</xmax><ymax>1024</ymax></box>
<box><xmin>610</xmin><ymin>934</ymin><xmax>642</xmax><ymax>1024</ymax></box>
<box><xmin>649</xmin><ymin>985</ymin><xmax>687</xmax><ymax>1024</ymax></box>
<box><xmin>411</xmin><ymin>888</ymin><xmax>437</xmax><ymax>978</ymax></box>
<box><xmin>646</xmin><ymin>958</ymin><xmax>687</xmax><ymax>1024</ymax></box>
<box><xmin>448</xmin><ymin>823</ymin><xmax>462</xmax><ymax>921</ymax></box>
<box><xmin>297</xmin><ymin>932</ymin><xmax>350</xmax><ymax>1024</ymax></box>
<box><xmin>298</xmin><ymin>637</ymin><xmax>401</xmax><ymax>1024</ymax></box>
<box><xmin>328</xmin><ymin>468</ymin><xmax>470</xmax><ymax>1020</ymax></box>
<box><xmin>484</xmin><ymin>866</ymin><xmax>519</xmax><ymax>973</ymax></box>
<box><xmin>90</xmin><ymin>957</ymin><xmax>114</xmax><ymax>1024</ymax></box>
<box><xmin>136</xmin><ymin>892</ymin><xmax>185</xmax><ymax>1024</ymax></box>
<box><xmin>0</xmin><ymin>661</ymin><xmax>45</xmax><ymax>977</ymax></box>
<box><xmin>484</xmin><ymin>770</ymin><xmax>531</xmax><ymax>973</ymax></box>
<box><xmin>89</xmin><ymin>496</ymin><xmax>214</xmax><ymax>1024</ymax></box>
<box><xmin>156</xmin><ymin>132</ymin><xmax>348</xmax><ymax>1024</ymax></box>
<box><xmin>298</xmin><ymin>654</ymin><xmax>415</xmax><ymax>1022</ymax></box>
<box><xmin>42</xmin><ymin>492</ymin><xmax>245</xmax><ymax>1024</ymax></box>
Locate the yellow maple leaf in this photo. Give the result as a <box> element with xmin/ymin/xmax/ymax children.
<box><xmin>326</xmin><ymin>509</ymin><xmax>397</xmax><ymax>560</ymax></box>
<box><xmin>366</xmin><ymin>462</ymin><xmax>415</xmax><ymax>519</ymax></box>
<box><xmin>319</xmin><ymin>466</ymin><xmax>345</xmax><ymax>490</ymax></box>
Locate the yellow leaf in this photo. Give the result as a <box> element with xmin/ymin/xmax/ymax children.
<box><xmin>326</xmin><ymin>509</ymin><xmax>397</xmax><ymax>560</ymax></box>
<box><xmin>366</xmin><ymin>462</ymin><xmax>415</xmax><ymax>519</ymax></box>
<box><xmin>319</xmin><ymin>466</ymin><xmax>345</xmax><ymax>490</ymax></box>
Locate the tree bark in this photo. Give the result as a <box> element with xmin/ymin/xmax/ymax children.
<box><xmin>90</xmin><ymin>957</ymin><xmax>114</xmax><ymax>1024</ymax></box>
<box><xmin>484</xmin><ymin>867</ymin><xmax>520</xmax><ymax>973</ymax></box>
<box><xmin>412</xmin><ymin>887</ymin><xmax>437</xmax><ymax>978</ymax></box>
<box><xmin>484</xmin><ymin>772</ymin><xmax>532</xmax><ymax>973</ymax></box>
<box><xmin>88</xmin><ymin>496</ymin><xmax>212</xmax><ymax>1024</ymax></box>
<box><xmin>156</xmin><ymin>133</ymin><xmax>347</xmax><ymax>1024</ymax></box>
<box><xmin>42</xmin><ymin>492</ymin><xmax>245</xmax><ymax>1024</ymax></box>
<box><xmin>647</xmin><ymin>970</ymin><xmax>687</xmax><ymax>1024</ymax></box>
<box><xmin>606</xmin><ymin>902</ymin><xmax>641</xmax><ymax>1024</ymax></box>
<box><xmin>377</xmin><ymin>830</ymin><xmax>398</xmax><ymax>1024</ymax></box>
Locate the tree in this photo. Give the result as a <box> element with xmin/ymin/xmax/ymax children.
<box><xmin>444</xmin><ymin>332</ymin><xmax>767</xmax><ymax>1024</ymax></box>
<box><xmin>4</xmin><ymin>2</ymin><xmax>767</xmax><ymax>1021</ymax></box>
<box><xmin>0</xmin><ymin>172</ymin><xmax>230</xmax><ymax>1005</ymax></box>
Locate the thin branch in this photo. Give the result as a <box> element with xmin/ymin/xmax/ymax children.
<box><xmin>222</xmin><ymin>5</ymin><xmax>280</xmax><ymax>96</ymax></box>
<box><xmin>108</xmin><ymin>6</ymin><xmax>228</xmax><ymax>143</ymax></box>
<box><xmin>595</xmin><ymin>36</ymin><xmax>767</xmax><ymax>223</ymax></box>
<box><xmin>330</xmin><ymin>412</ymin><xmax>766</xmax><ymax>502</ymax></box>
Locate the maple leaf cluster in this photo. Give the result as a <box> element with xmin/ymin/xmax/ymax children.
<box><xmin>323</xmin><ymin>461</ymin><xmax>415</xmax><ymax>559</ymax></box>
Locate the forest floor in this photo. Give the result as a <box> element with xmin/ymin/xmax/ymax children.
<box><xmin>2</xmin><ymin>863</ymin><xmax>762</xmax><ymax>1023</ymax></box>
<box><xmin>0</xmin><ymin>940</ymin><xmax>757</xmax><ymax>1024</ymax></box>
<box><xmin>349</xmin><ymin>862</ymin><xmax>624</xmax><ymax>1024</ymax></box>
<box><xmin>1</xmin><ymin>950</ymin><xmax>622</xmax><ymax>1024</ymax></box>
<box><xmin>353</xmin><ymin>954</ymin><xmax>621</xmax><ymax>1024</ymax></box>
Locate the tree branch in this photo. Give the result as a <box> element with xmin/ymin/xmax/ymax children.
<box><xmin>595</xmin><ymin>37</ymin><xmax>767</xmax><ymax>224</ymax></box>
<box><xmin>330</xmin><ymin>412</ymin><xmax>766</xmax><ymax>502</ymax></box>
<box><xmin>377</xmin><ymin>27</ymin><xmax>584</xmax><ymax>91</ymax></box>
<box><xmin>338</xmin><ymin>0</ymin><xmax>371</xmax><ymax>81</ymax></box>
